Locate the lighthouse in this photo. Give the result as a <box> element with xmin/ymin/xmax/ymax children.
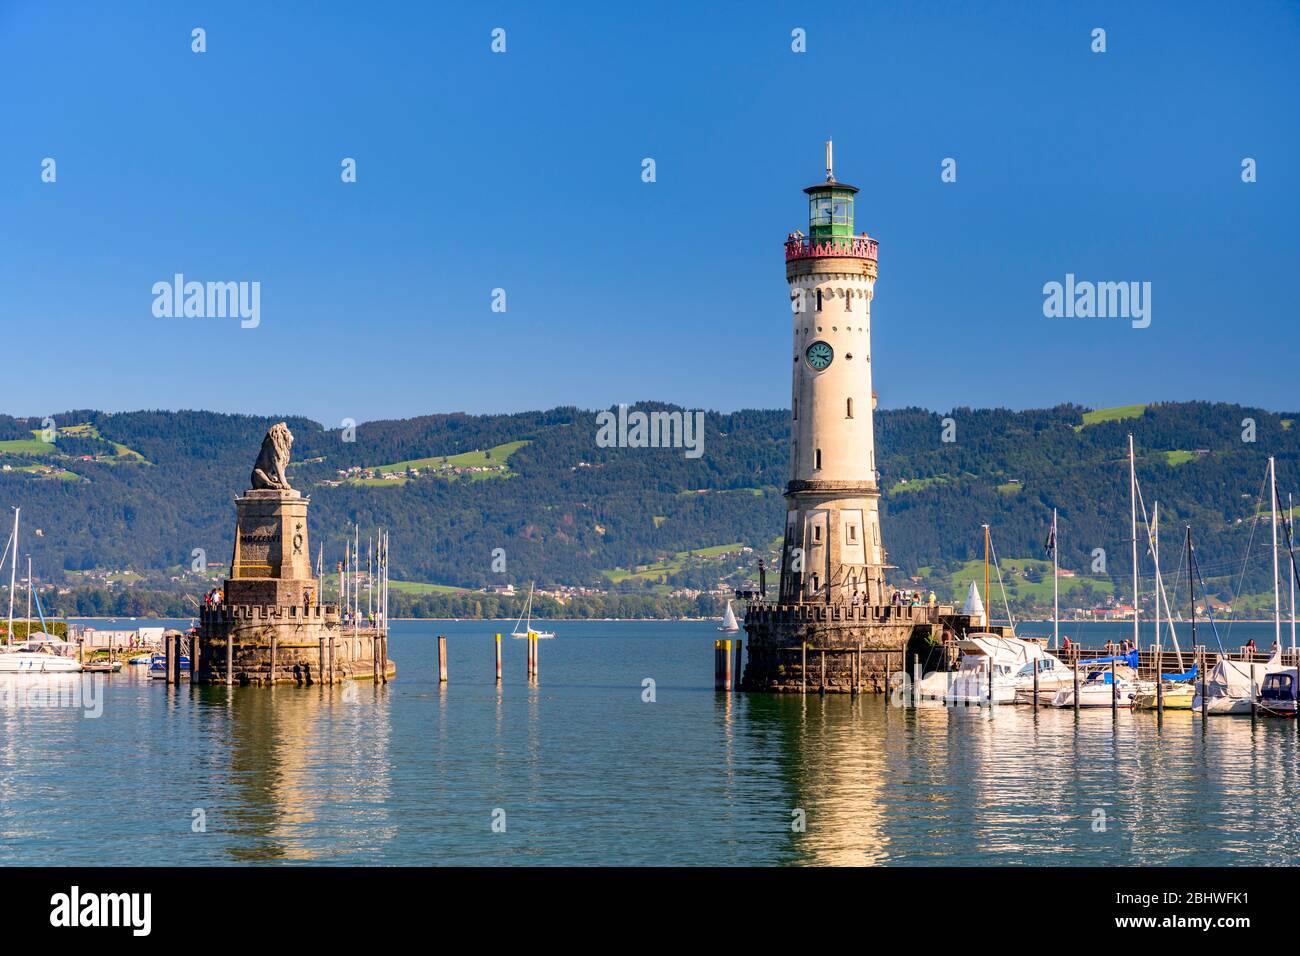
<box><xmin>780</xmin><ymin>141</ymin><xmax>886</xmax><ymax>607</ymax></box>
<box><xmin>741</xmin><ymin>144</ymin><xmax>978</xmax><ymax>694</ymax></box>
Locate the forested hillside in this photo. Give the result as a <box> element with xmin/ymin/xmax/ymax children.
<box><xmin>0</xmin><ymin>402</ymin><xmax>1296</xmax><ymax>613</ymax></box>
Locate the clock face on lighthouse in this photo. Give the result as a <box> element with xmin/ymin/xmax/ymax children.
<box><xmin>805</xmin><ymin>341</ymin><xmax>833</xmax><ymax>370</ymax></box>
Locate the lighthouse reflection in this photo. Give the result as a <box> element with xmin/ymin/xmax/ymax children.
<box><xmin>741</xmin><ymin>693</ymin><xmax>1300</xmax><ymax>866</ymax></box>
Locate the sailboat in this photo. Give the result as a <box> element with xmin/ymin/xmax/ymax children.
<box><xmin>511</xmin><ymin>582</ymin><xmax>555</xmax><ymax>640</ymax></box>
<box><xmin>1196</xmin><ymin>458</ymin><xmax>1290</xmax><ymax>715</ymax></box>
<box><xmin>0</xmin><ymin>508</ymin><xmax>82</xmax><ymax>674</ymax></box>
<box><xmin>717</xmin><ymin>600</ymin><xmax>739</xmax><ymax>632</ymax></box>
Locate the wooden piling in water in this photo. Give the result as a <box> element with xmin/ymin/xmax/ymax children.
<box><xmin>269</xmin><ymin>635</ymin><xmax>276</xmax><ymax>684</ymax></box>
<box><xmin>819</xmin><ymin>649</ymin><xmax>826</xmax><ymax>695</ymax></box>
<box><xmin>532</xmin><ymin>633</ymin><xmax>538</xmax><ymax>681</ymax></box>
<box><xmin>1251</xmin><ymin>662</ymin><xmax>1257</xmax><ymax>718</ymax></box>
<box><xmin>987</xmin><ymin>656</ymin><xmax>994</xmax><ymax>705</ymax></box>
<box><xmin>165</xmin><ymin>633</ymin><xmax>174</xmax><ymax>685</ymax></box>
<box><xmin>1199</xmin><ymin>647</ymin><xmax>1208</xmax><ymax>718</ymax></box>
<box><xmin>226</xmin><ymin>634</ymin><xmax>233</xmax><ymax>686</ymax></box>
<box><xmin>723</xmin><ymin>639</ymin><xmax>732</xmax><ymax>691</ymax></box>
<box><xmin>495</xmin><ymin>633</ymin><xmax>502</xmax><ymax>683</ymax></box>
<box><xmin>913</xmin><ymin>656</ymin><xmax>921</xmax><ymax>705</ymax></box>
<box><xmin>438</xmin><ymin>634</ymin><xmax>448</xmax><ymax>683</ymax></box>
<box><xmin>1110</xmin><ymin>659</ymin><xmax>1117</xmax><ymax>715</ymax></box>
<box><xmin>1156</xmin><ymin>645</ymin><xmax>1163</xmax><ymax>712</ymax></box>
<box><xmin>1032</xmin><ymin>659</ymin><xmax>1039</xmax><ymax>711</ymax></box>
<box><xmin>801</xmin><ymin>642</ymin><xmax>807</xmax><ymax>695</ymax></box>
<box><xmin>734</xmin><ymin>639</ymin><xmax>742</xmax><ymax>694</ymax></box>
<box><xmin>1072</xmin><ymin>647</ymin><xmax>1080</xmax><ymax>713</ymax></box>
<box><xmin>855</xmin><ymin>642</ymin><xmax>862</xmax><ymax>696</ymax></box>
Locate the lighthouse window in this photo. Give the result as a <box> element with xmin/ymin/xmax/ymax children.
<box><xmin>814</xmin><ymin>448</ymin><xmax>822</xmax><ymax>470</ymax></box>
<box><xmin>815</xmin><ymin>290</ymin><xmax>823</xmax><ymax>312</ymax></box>
<box><xmin>832</xmin><ymin>198</ymin><xmax>852</xmax><ymax>224</ymax></box>
<box><xmin>846</xmin><ymin>398</ymin><xmax>854</xmax><ymax>419</ymax></box>
<box><xmin>810</xmin><ymin>196</ymin><xmax>833</xmax><ymax>225</ymax></box>
<box><xmin>813</xmin><ymin>526</ymin><xmax>822</xmax><ymax>543</ymax></box>
<box><xmin>849</xmin><ymin>525</ymin><xmax>857</xmax><ymax>542</ymax></box>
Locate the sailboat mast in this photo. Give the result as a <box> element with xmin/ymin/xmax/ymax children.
<box><xmin>1052</xmin><ymin>508</ymin><xmax>1059</xmax><ymax>651</ymax></box>
<box><xmin>6</xmin><ymin>507</ymin><xmax>18</xmax><ymax>646</ymax></box>
<box><xmin>1152</xmin><ymin>502</ymin><xmax>1159</xmax><ymax>656</ymax></box>
<box><xmin>1187</xmin><ymin>527</ymin><xmax>1196</xmax><ymax>649</ymax></box>
<box><xmin>1291</xmin><ymin>492</ymin><xmax>1296</xmax><ymax>656</ymax></box>
<box><xmin>1129</xmin><ymin>434</ymin><xmax>1139</xmax><ymax>648</ymax></box>
<box><xmin>1270</xmin><ymin>456</ymin><xmax>1281</xmax><ymax>652</ymax></box>
<box><xmin>983</xmin><ymin>524</ymin><xmax>990</xmax><ymax>628</ymax></box>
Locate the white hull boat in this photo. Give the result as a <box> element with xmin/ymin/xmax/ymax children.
<box><xmin>0</xmin><ymin>642</ymin><xmax>82</xmax><ymax>674</ymax></box>
<box><xmin>917</xmin><ymin>633</ymin><xmax>1067</xmax><ymax>705</ymax></box>
<box><xmin>510</xmin><ymin>582</ymin><xmax>555</xmax><ymax>639</ymax></box>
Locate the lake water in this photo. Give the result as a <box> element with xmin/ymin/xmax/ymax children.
<box><xmin>2</xmin><ymin>618</ymin><xmax>1297</xmax><ymax>866</ymax></box>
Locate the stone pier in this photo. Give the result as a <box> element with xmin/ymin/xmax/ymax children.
<box><xmin>742</xmin><ymin>602</ymin><xmax>983</xmax><ymax>693</ymax></box>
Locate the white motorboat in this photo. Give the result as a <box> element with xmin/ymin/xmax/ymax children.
<box><xmin>917</xmin><ymin>633</ymin><xmax>1066</xmax><ymax>704</ymax></box>
<box><xmin>1049</xmin><ymin>659</ymin><xmax>1138</xmax><ymax>708</ymax></box>
<box><xmin>510</xmin><ymin>582</ymin><xmax>555</xmax><ymax>640</ymax></box>
<box><xmin>717</xmin><ymin>600</ymin><xmax>739</xmax><ymax>632</ymax></box>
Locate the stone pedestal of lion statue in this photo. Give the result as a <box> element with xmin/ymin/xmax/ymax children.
<box><xmin>196</xmin><ymin>422</ymin><xmax>396</xmax><ymax>685</ymax></box>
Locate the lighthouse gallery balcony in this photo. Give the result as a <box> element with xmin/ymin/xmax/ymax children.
<box><xmin>784</xmin><ymin>235</ymin><xmax>878</xmax><ymax>262</ymax></box>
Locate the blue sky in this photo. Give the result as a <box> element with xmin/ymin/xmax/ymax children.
<box><xmin>1</xmin><ymin>0</ymin><xmax>1297</xmax><ymax>425</ymax></box>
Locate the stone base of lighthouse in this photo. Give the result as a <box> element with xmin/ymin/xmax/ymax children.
<box><xmin>741</xmin><ymin>603</ymin><xmax>985</xmax><ymax>693</ymax></box>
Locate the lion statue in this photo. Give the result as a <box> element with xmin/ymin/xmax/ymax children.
<box><xmin>250</xmin><ymin>422</ymin><xmax>294</xmax><ymax>490</ymax></box>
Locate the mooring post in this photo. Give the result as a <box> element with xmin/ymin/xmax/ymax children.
<box><xmin>165</xmin><ymin>633</ymin><xmax>175</xmax><ymax>685</ymax></box>
<box><xmin>438</xmin><ymin>634</ymin><xmax>448</xmax><ymax>683</ymax></box>
<box><xmin>1110</xmin><ymin>659</ymin><xmax>1117</xmax><ymax>715</ymax></box>
<box><xmin>723</xmin><ymin>639</ymin><xmax>733</xmax><ymax>691</ymax></box>
<box><xmin>734</xmin><ymin>638</ymin><xmax>742</xmax><ymax>694</ymax></box>
<box><xmin>532</xmin><ymin>633</ymin><xmax>538</xmax><ymax>682</ymax></box>
<box><xmin>987</xmin><ymin>657</ymin><xmax>994</xmax><ymax>705</ymax></box>
<box><xmin>495</xmin><ymin>633</ymin><xmax>502</xmax><ymax>683</ymax></box>
<box><xmin>270</xmin><ymin>635</ymin><xmax>277</xmax><ymax>685</ymax></box>
<box><xmin>1251</xmin><ymin>662</ymin><xmax>1257</xmax><ymax>718</ymax></box>
<box><xmin>855</xmin><ymin>641</ymin><xmax>862</xmax><ymax>696</ymax></box>
<box><xmin>319</xmin><ymin>636</ymin><xmax>327</xmax><ymax>686</ymax></box>
<box><xmin>1156</xmin><ymin>645</ymin><xmax>1163</xmax><ymax>712</ymax></box>
<box><xmin>1032</xmin><ymin>658</ymin><xmax>1039</xmax><ymax>711</ymax></box>
<box><xmin>819</xmin><ymin>649</ymin><xmax>826</xmax><ymax>695</ymax></box>
<box><xmin>913</xmin><ymin>655</ymin><xmax>922</xmax><ymax>705</ymax></box>
<box><xmin>1072</xmin><ymin>648</ymin><xmax>1080</xmax><ymax>713</ymax></box>
<box><xmin>226</xmin><ymin>633</ymin><xmax>233</xmax><ymax>686</ymax></box>
<box><xmin>191</xmin><ymin>631</ymin><xmax>200</xmax><ymax>679</ymax></box>
<box><xmin>1199</xmin><ymin>647</ymin><xmax>1208</xmax><ymax>719</ymax></box>
<box><xmin>801</xmin><ymin>642</ymin><xmax>807</xmax><ymax>694</ymax></box>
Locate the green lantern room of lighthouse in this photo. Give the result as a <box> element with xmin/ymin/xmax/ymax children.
<box><xmin>803</xmin><ymin>141</ymin><xmax>861</xmax><ymax>255</ymax></box>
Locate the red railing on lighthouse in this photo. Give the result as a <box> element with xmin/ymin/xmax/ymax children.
<box><xmin>784</xmin><ymin>236</ymin><xmax>878</xmax><ymax>262</ymax></box>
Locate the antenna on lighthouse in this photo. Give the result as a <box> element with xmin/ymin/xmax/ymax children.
<box><xmin>825</xmin><ymin>139</ymin><xmax>834</xmax><ymax>182</ymax></box>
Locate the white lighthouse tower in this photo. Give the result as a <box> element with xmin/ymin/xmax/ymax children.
<box><xmin>779</xmin><ymin>141</ymin><xmax>886</xmax><ymax>607</ymax></box>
